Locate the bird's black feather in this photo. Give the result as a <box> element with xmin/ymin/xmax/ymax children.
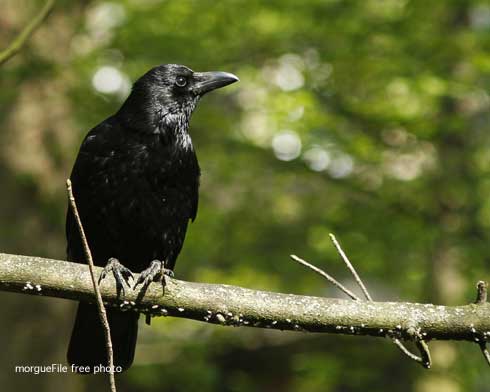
<box><xmin>66</xmin><ymin>64</ymin><xmax>238</xmax><ymax>373</ymax></box>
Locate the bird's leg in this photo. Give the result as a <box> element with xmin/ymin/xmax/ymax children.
<box><xmin>162</xmin><ymin>263</ymin><xmax>175</xmax><ymax>278</ymax></box>
<box><xmin>98</xmin><ymin>257</ymin><xmax>134</xmax><ymax>298</ymax></box>
<box><xmin>137</xmin><ymin>260</ymin><xmax>174</xmax><ymax>325</ymax></box>
<box><xmin>134</xmin><ymin>260</ymin><xmax>161</xmax><ymax>290</ymax></box>
<box><xmin>134</xmin><ymin>259</ymin><xmax>174</xmax><ymax>290</ymax></box>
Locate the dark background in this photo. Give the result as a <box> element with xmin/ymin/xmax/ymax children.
<box><xmin>1</xmin><ymin>0</ymin><xmax>490</xmax><ymax>391</ymax></box>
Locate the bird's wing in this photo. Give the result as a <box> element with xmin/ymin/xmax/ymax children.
<box><xmin>66</xmin><ymin>120</ymin><xmax>121</xmax><ymax>264</ymax></box>
<box><xmin>190</xmin><ymin>154</ymin><xmax>200</xmax><ymax>222</ymax></box>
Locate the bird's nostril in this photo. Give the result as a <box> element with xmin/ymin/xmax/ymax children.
<box><xmin>191</xmin><ymin>71</ymin><xmax>239</xmax><ymax>96</ymax></box>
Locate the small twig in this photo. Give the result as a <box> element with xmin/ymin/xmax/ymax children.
<box><xmin>479</xmin><ymin>342</ymin><xmax>490</xmax><ymax>367</ymax></box>
<box><xmin>67</xmin><ymin>179</ymin><xmax>117</xmax><ymax>392</ymax></box>
<box><xmin>0</xmin><ymin>0</ymin><xmax>56</xmax><ymax>66</ymax></box>
<box><xmin>328</xmin><ymin>233</ymin><xmax>372</xmax><ymax>301</ymax></box>
<box><xmin>294</xmin><ymin>233</ymin><xmax>431</xmax><ymax>368</ymax></box>
<box><xmin>392</xmin><ymin>338</ymin><xmax>431</xmax><ymax>368</ymax></box>
<box><xmin>326</xmin><ymin>233</ymin><xmax>431</xmax><ymax>368</ymax></box>
<box><xmin>475</xmin><ymin>281</ymin><xmax>488</xmax><ymax>305</ymax></box>
<box><xmin>392</xmin><ymin>338</ymin><xmax>422</xmax><ymax>362</ymax></box>
<box><xmin>290</xmin><ymin>255</ymin><xmax>360</xmax><ymax>300</ymax></box>
<box><xmin>416</xmin><ymin>339</ymin><xmax>432</xmax><ymax>369</ymax></box>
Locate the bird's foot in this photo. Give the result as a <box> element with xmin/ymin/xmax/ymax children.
<box><xmin>134</xmin><ymin>260</ymin><xmax>173</xmax><ymax>291</ymax></box>
<box><xmin>98</xmin><ymin>257</ymin><xmax>134</xmax><ymax>298</ymax></box>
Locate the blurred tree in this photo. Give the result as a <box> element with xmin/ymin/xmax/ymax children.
<box><xmin>1</xmin><ymin>0</ymin><xmax>490</xmax><ymax>391</ymax></box>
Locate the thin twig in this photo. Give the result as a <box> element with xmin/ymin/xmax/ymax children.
<box><xmin>328</xmin><ymin>233</ymin><xmax>372</xmax><ymax>301</ymax></box>
<box><xmin>415</xmin><ymin>339</ymin><xmax>432</xmax><ymax>369</ymax></box>
<box><xmin>475</xmin><ymin>281</ymin><xmax>488</xmax><ymax>305</ymax></box>
<box><xmin>67</xmin><ymin>179</ymin><xmax>117</xmax><ymax>392</ymax></box>
<box><xmin>392</xmin><ymin>339</ymin><xmax>422</xmax><ymax>362</ymax></box>
<box><xmin>479</xmin><ymin>342</ymin><xmax>490</xmax><ymax>367</ymax></box>
<box><xmin>391</xmin><ymin>337</ymin><xmax>431</xmax><ymax>368</ymax></box>
<box><xmin>290</xmin><ymin>255</ymin><xmax>360</xmax><ymax>300</ymax></box>
<box><xmin>0</xmin><ymin>0</ymin><xmax>55</xmax><ymax>66</ymax></box>
<box><xmin>326</xmin><ymin>233</ymin><xmax>431</xmax><ymax>368</ymax></box>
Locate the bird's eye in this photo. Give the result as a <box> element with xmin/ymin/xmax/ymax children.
<box><xmin>175</xmin><ymin>76</ymin><xmax>187</xmax><ymax>87</ymax></box>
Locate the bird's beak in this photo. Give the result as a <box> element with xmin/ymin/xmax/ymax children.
<box><xmin>192</xmin><ymin>71</ymin><xmax>239</xmax><ymax>96</ymax></box>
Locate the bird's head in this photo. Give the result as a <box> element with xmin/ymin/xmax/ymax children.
<box><xmin>119</xmin><ymin>64</ymin><xmax>239</xmax><ymax>141</ymax></box>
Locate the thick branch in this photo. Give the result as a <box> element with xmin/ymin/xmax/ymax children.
<box><xmin>0</xmin><ymin>252</ymin><xmax>489</xmax><ymax>344</ymax></box>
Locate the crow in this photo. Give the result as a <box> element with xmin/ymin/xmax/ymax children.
<box><xmin>66</xmin><ymin>64</ymin><xmax>238</xmax><ymax>373</ymax></box>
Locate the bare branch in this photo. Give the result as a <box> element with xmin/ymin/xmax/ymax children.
<box><xmin>0</xmin><ymin>0</ymin><xmax>56</xmax><ymax>66</ymax></box>
<box><xmin>294</xmin><ymin>234</ymin><xmax>432</xmax><ymax>368</ymax></box>
<box><xmin>415</xmin><ymin>339</ymin><xmax>432</xmax><ymax>369</ymax></box>
<box><xmin>328</xmin><ymin>233</ymin><xmax>372</xmax><ymax>301</ymax></box>
<box><xmin>328</xmin><ymin>233</ymin><xmax>432</xmax><ymax>366</ymax></box>
<box><xmin>290</xmin><ymin>255</ymin><xmax>360</xmax><ymax>300</ymax></box>
<box><xmin>392</xmin><ymin>339</ymin><xmax>422</xmax><ymax>363</ymax></box>
<box><xmin>479</xmin><ymin>342</ymin><xmax>490</xmax><ymax>367</ymax></box>
<box><xmin>66</xmin><ymin>180</ymin><xmax>116</xmax><ymax>392</ymax></box>
<box><xmin>475</xmin><ymin>281</ymin><xmax>488</xmax><ymax>305</ymax></box>
<box><xmin>391</xmin><ymin>338</ymin><xmax>431</xmax><ymax>369</ymax></box>
<box><xmin>1</xmin><ymin>252</ymin><xmax>490</xmax><ymax>367</ymax></box>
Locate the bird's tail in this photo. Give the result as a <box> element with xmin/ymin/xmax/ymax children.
<box><xmin>67</xmin><ymin>302</ymin><xmax>139</xmax><ymax>374</ymax></box>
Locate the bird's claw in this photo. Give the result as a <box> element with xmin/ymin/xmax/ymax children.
<box><xmin>99</xmin><ymin>257</ymin><xmax>134</xmax><ymax>298</ymax></box>
<box><xmin>134</xmin><ymin>260</ymin><xmax>173</xmax><ymax>290</ymax></box>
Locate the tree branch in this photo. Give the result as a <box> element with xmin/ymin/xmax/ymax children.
<box><xmin>290</xmin><ymin>254</ymin><xmax>360</xmax><ymax>300</ymax></box>
<box><xmin>1</xmin><ymin>251</ymin><xmax>489</xmax><ymax>363</ymax></box>
<box><xmin>0</xmin><ymin>0</ymin><xmax>56</xmax><ymax>66</ymax></box>
<box><xmin>313</xmin><ymin>233</ymin><xmax>432</xmax><ymax>367</ymax></box>
<box><xmin>328</xmin><ymin>233</ymin><xmax>373</xmax><ymax>301</ymax></box>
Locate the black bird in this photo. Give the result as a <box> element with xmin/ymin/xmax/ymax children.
<box><xmin>66</xmin><ymin>64</ymin><xmax>238</xmax><ymax>372</ymax></box>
